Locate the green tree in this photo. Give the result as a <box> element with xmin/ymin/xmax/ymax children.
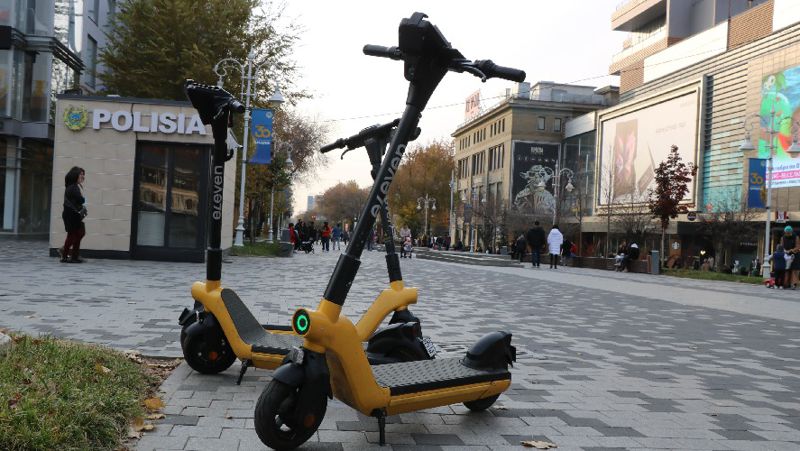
<box><xmin>648</xmin><ymin>145</ymin><xmax>696</xmax><ymax>264</ymax></box>
<box><xmin>100</xmin><ymin>0</ymin><xmax>299</xmax><ymax>102</ymax></box>
<box><xmin>316</xmin><ymin>181</ymin><xmax>370</xmax><ymax>226</ymax></box>
<box><xmin>388</xmin><ymin>140</ymin><xmax>455</xmax><ymax>239</ymax></box>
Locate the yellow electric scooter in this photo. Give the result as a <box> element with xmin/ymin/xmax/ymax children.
<box><xmin>179</xmin><ymin>83</ymin><xmax>434</xmax><ymax>384</ymax></box>
<box><xmin>254</xmin><ymin>12</ymin><xmax>526</xmax><ymax>449</ymax></box>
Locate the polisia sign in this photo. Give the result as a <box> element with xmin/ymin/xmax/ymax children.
<box><xmin>63</xmin><ymin>105</ymin><xmax>207</xmax><ymax>135</ymax></box>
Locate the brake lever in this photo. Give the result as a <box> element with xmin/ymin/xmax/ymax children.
<box><xmin>341</xmin><ymin>148</ymin><xmax>354</xmax><ymax>160</ymax></box>
<box><xmin>463</xmin><ymin>65</ymin><xmax>487</xmax><ymax>82</ymax></box>
<box><xmin>451</xmin><ymin>60</ymin><xmax>487</xmax><ymax>82</ymax></box>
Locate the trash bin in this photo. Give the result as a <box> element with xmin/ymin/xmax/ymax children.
<box><xmin>281</xmin><ymin>228</ymin><xmax>290</xmax><ymax>242</ymax></box>
<box><xmin>650</xmin><ymin>250</ymin><xmax>660</xmax><ymax>275</ymax></box>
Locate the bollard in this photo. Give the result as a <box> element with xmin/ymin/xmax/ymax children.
<box><xmin>650</xmin><ymin>250</ymin><xmax>660</xmax><ymax>275</ymax></box>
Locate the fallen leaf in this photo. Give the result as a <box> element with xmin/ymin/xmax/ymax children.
<box><xmin>143</xmin><ymin>397</ymin><xmax>164</xmax><ymax>412</ymax></box>
<box><xmin>493</xmin><ymin>405</ymin><xmax>508</xmax><ymax>410</ymax></box>
<box><xmin>146</xmin><ymin>413</ymin><xmax>165</xmax><ymax>420</ymax></box>
<box><xmin>132</xmin><ymin>417</ymin><xmax>146</xmax><ymax>431</ymax></box>
<box><xmin>521</xmin><ymin>440</ymin><xmax>558</xmax><ymax>449</ymax></box>
<box><xmin>95</xmin><ymin>364</ymin><xmax>112</xmax><ymax>375</ymax></box>
<box><xmin>225</xmin><ymin>414</ymin><xmax>232</xmax><ymax>419</ymax></box>
<box><xmin>126</xmin><ymin>427</ymin><xmax>142</xmax><ymax>439</ymax></box>
<box><xmin>142</xmin><ymin>423</ymin><xmax>155</xmax><ymax>431</ymax></box>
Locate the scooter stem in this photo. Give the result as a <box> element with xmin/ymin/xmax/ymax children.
<box><xmin>323</xmin><ymin>104</ymin><xmax>421</xmax><ymax>308</ymax></box>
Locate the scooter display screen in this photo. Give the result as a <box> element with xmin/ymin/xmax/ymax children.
<box><xmin>293</xmin><ymin>309</ymin><xmax>310</xmax><ymax>335</ymax></box>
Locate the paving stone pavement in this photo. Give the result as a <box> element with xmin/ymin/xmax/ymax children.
<box><xmin>3</xmin><ymin>238</ymin><xmax>800</xmax><ymax>450</ymax></box>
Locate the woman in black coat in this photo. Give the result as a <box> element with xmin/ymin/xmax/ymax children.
<box><xmin>59</xmin><ymin>166</ymin><xmax>87</xmax><ymax>263</ymax></box>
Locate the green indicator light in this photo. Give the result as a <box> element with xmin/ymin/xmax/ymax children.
<box><xmin>295</xmin><ymin>313</ymin><xmax>309</xmax><ymax>334</ymax></box>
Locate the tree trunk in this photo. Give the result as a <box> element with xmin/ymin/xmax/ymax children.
<box><xmin>660</xmin><ymin>226</ymin><xmax>666</xmax><ymax>269</ymax></box>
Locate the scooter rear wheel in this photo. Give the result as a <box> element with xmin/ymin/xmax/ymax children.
<box><xmin>255</xmin><ymin>380</ymin><xmax>326</xmax><ymax>450</ymax></box>
<box><xmin>464</xmin><ymin>394</ymin><xmax>500</xmax><ymax>411</ymax></box>
<box><xmin>182</xmin><ymin>330</ymin><xmax>237</xmax><ymax>374</ymax></box>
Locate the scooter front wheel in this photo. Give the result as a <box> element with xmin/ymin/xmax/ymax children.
<box><xmin>464</xmin><ymin>394</ymin><xmax>500</xmax><ymax>411</ymax></box>
<box><xmin>182</xmin><ymin>331</ymin><xmax>237</xmax><ymax>374</ymax></box>
<box><xmin>255</xmin><ymin>380</ymin><xmax>326</xmax><ymax>450</ymax></box>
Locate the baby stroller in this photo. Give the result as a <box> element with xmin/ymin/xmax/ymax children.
<box><xmin>300</xmin><ymin>239</ymin><xmax>315</xmax><ymax>254</ymax></box>
<box><xmin>401</xmin><ymin>237</ymin><xmax>413</xmax><ymax>258</ymax></box>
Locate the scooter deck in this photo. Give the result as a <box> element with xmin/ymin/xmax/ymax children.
<box><xmin>221</xmin><ymin>289</ymin><xmax>301</xmax><ymax>355</ymax></box>
<box><xmin>372</xmin><ymin>358</ymin><xmax>510</xmax><ymax>395</ymax></box>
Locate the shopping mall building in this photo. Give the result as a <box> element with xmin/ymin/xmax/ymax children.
<box><xmin>453</xmin><ymin>0</ymin><xmax>800</xmax><ymax>270</ymax></box>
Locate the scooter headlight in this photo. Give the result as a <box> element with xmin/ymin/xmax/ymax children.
<box><xmin>293</xmin><ymin>309</ymin><xmax>311</xmax><ymax>335</ymax></box>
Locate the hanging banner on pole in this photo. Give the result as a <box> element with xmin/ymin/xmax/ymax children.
<box><xmin>249</xmin><ymin>108</ymin><xmax>273</xmax><ymax>164</ymax></box>
<box><xmin>747</xmin><ymin>158</ymin><xmax>766</xmax><ymax>209</ymax></box>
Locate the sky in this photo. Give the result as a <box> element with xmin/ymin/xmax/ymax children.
<box><xmin>277</xmin><ymin>0</ymin><xmax>624</xmax><ymax>214</ymax></box>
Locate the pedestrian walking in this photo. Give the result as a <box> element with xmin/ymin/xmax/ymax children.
<box><xmin>515</xmin><ymin>234</ymin><xmax>527</xmax><ymax>263</ymax></box>
<box><xmin>781</xmin><ymin>225</ymin><xmax>800</xmax><ymax>289</ymax></box>
<box><xmin>332</xmin><ymin>223</ymin><xmax>342</xmax><ymax>251</ymax></box>
<box><xmin>320</xmin><ymin>221</ymin><xmax>332</xmax><ymax>252</ymax></box>
<box><xmin>770</xmin><ymin>244</ymin><xmax>787</xmax><ymax>289</ymax></box>
<box><xmin>342</xmin><ymin>226</ymin><xmax>350</xmax><ymax>247</ymax></box>
<box><xmin>547</xmin><ymin>224</ymin><xmax>563</xmax><ymax>269</ymax></box>
<box><xmin>561</xmin><ymin>237</ymin><xmax>573</xmax><ymax>267</ymax></box>
<box><xmin>525</xmin><ymin>221</ymin><xmax>546</xmax><ymax>268</ymax></box>
<box><xmin>59</xmin><ymin>166</ymin><xmax>87</xmax><ymax>263</ymax></box>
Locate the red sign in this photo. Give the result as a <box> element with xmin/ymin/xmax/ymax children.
<box><xmin>464</xmin><ymin>90</ymin><xmax>481</xmax><ymax>121</ymax></box>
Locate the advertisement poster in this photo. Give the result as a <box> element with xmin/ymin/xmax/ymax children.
<box><xmin>747</xmin><ymin>158</ymin><xmax>766</xmax><ymax>209</ymax></box>
<box><xmin>249</xmin><ymin>108</ymin><xmax>273</xmax><ymax>164</ymax></box>
<box><xmin>511</xmin><ymin>141</ymin><xmax>560</xmax><ymax>215</ymax></box>
<box><xmin>598</xmin><ymin>90</ymin><xmax>699</xmax><ymax>205</ymax></box>
<box><xmin>759</xmin><ymin>65</ymin><xmax>800</xmax><ymax>188</ymax></box>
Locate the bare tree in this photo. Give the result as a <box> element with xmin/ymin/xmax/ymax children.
<box><xmin>612</xmin><ymin>195</ymin><xmax>657</xmax><ymax>245</ymax></box>
<box><xmin>697</xmin><ymin>188</ymin><xmax>760</xmax><ymax>272</ymax></box>
<box><xmin>598</xmin><ymin>165</ymin><xmax>616</xmax><ymax>257</ymax></box>
<box><xmin>473</xmin><ymin>194</ymin><xmax>506</xmax><ymax>253</ymax></box>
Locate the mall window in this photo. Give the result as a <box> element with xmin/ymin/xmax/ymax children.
<box><xmin>554</xmin><ymin>118</ymin><xmax>562</xmax><ymax>132</ymax></box>
<box><xmin>22</xmin><ymin>51</ymin><xmax>50</xmax><ymax>122</ymax></box>
<box><xmin>89</xmin><ymin>0</ymin><xmax>101</xmax><ymax>23</ymax></box>
<box><xmin>537</xmin><ymin>116</ymin><xmax>545</xmax><ymax>130</ymax></box>
<box><xmin>85</xmin><ymin>36</ymin><xmax>98</xmax><ymax>88</ymax></box>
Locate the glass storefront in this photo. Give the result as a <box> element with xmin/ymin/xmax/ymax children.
<box><xmin>133</xmin><ymin>142</ymin><xmax>208</xmax><ymax>260</ymax></box>
<box><xmin>18</xmin><ymin>139</ymin><xmax>52</xmax><ymax>233</ymax></box>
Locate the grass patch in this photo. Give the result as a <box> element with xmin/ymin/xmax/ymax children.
<box><xmin>229</xmin><ymin>240</ymin><xmax>286</xmax><ymax>257</ymax></box>
<box><xmin>663</xmin><ymin>268</ymin><xmax>764</xmax><ymax>285</ymax></box>
<box><xmin>0</xmin><ymin>334</ymin><xmax>156</xmax><ymax>451</ymax></box>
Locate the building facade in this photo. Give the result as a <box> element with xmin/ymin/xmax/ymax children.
<box><xmin>50</xmin><ymin>96</ymin><xmax>236</xmax><ymax>262</ymax></box>
<box><xmin>598</xmin><ymin>0</ymin><xmax>800</xmax><ymax>269</ymax></box>
<box><xmin>451</xmin><ymin>82</ymin><xmax>618</xmax><ymax>251</ymax></box>
<box><xmin>1</xmin><ymin>0</ymin><xmax>112</xmax><ymax>236</ymax></box>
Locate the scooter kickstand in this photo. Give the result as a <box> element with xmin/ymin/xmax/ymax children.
<box><xmin>236</xmin><ymin>359</ymin><xmax>251</xmax><ymax>385</ymax></box>
<box><xmin>372</xmin><ymin>409</ymin><xmax>387</xmax><ymax>446</ymax></box>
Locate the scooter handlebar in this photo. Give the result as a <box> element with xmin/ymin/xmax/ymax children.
<box><xmin>474</xmin><ymin>60</ymin><xmax>526</xmax><ymax>83</ymax></box>
<box><xmin>363</xmin><ymin>45</ymin><xmax>403</xmax><ymax>60</ymax></box>
<box><xmin>320</xmin><ymin>139</ymin><xmax>346</xmax><ymax>154</ymax></box>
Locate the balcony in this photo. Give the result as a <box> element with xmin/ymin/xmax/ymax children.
<box><xmin>612</xmin><ymin>0</ymin><xmax>667</xmax><ymax>31</ymax></box>
<box><xmin>609</xmin><ymin>26</ymin><xmax>667</xmax><ymax>72</ymax></box>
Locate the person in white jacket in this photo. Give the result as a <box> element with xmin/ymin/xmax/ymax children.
<box><xmin>547</xmin><ymin>225</ymin><xmax>564</xmax><ymax>269</ymax></box>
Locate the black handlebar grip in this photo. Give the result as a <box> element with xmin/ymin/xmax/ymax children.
<box><xmin>363</xmin><ymin>45</ymin><xmax>402</xmax><ymax>60</ymax></box>
<box><xmin>228</xmin><ymin>99</ymin><xmax>245</xmax><ymax>113</ymax></box>
<box><xmin>320</xmin><ymin>138</ymin><xmax>346</xmax><ymax>153</ymax></box>
<box><xmin>477</xmin><ymin>60</ymin><xmax>526</xmax><ymax>82</ymax></box>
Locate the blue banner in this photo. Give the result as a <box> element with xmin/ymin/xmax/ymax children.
<box><xmin>748</xmin><ymin>158</ymin><xmax>766</xmax><ymax>209</ymax></box>
<box><xmin>249</xmin><ymin>108</ymin><xmax>273</xmax><ymax>164</ymax></box>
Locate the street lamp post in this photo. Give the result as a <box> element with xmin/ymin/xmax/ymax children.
<box><xmin>214</xmin><ymin>50</ymin><xmax>284</xmax><ymax>247</ymax></box>
<box><xmin>551</xmin><ymin>165</ymin><xmax>575</xmax><ymax>225</ymax></box>
<box><xmin>740</xmin><ymin>109</ymin><xmax>800</xmax><ymax>277</ymax></box>
<box><xmin>267</xmin><ymin>143</ymin><xmax>293</xmax><ymax>242</ymax></box>
<box><xmin>449</xmin><ymin>171</ymin><xmax>455</xmax><ymax>240</ymax></box>
<box><xmin>417</xmin><ymin>194</ymin><xmax>437</xmax><ymax>245</ymax></box>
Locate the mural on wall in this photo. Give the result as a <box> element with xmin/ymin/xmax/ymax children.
<box><xmin>759</xmin><ymin>66</ymin><xmax>800</xmax><ymax>188</ymax></box>
<box><xmin>598</xmin><ymin>90</ymin><xmax>700</xmax><ymax>206</ymax></box>
<box><xmin>511</xmin><ymin>142</ymin><xmax>559</xmax><ymax>215</ymax></box>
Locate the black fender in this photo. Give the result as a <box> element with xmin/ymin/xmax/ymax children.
<box><xmin>182</xmin><ymin>311</ymin><xmax>224</xmax><ymax>345</ymax></box>
<box><xmin>462</xmin><ymin>331</ymin><xmax>516</xmax><ymax>371</ymax></box>
<box><xmin>389</xmin><ymin>308</ymin><xmax>420</xmax><ymax>325</ymax></box>
<box><xmin>366</xmin><ymin>322</ymin><xmax>430</xmax><ymax>362</ymax></box>
<box><xmin>178</xmin><ymin>301</ymin><xmax>204</xmax><ymax>327</ymax></box>
<box><xmin>273</xmin><ymin>348</ymin><xmax>332</xmax><ymax>420</ymax></box>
